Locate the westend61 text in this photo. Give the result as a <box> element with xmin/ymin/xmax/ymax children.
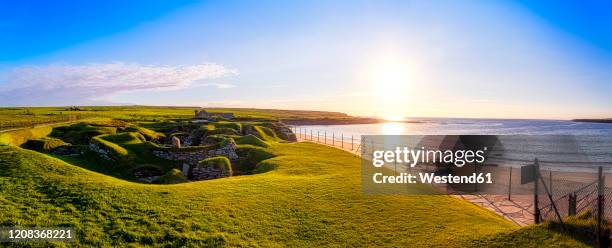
<box><xmin>372</xmin><ymin>172</ymin><xmax>493</xmax><ymax>184</ymax></box>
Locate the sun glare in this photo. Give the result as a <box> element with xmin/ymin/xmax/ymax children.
<box><xmin>380</xmin><ymin>122</ymin><xmax>406</xmax><ymax>135</ymax></box>
<box><xmin>368</xmin><ymin>56</ymin><xmax>412</xmax><ymax>119</ymax></box>
<box><xmin>383</xmin><ymin>116</ymin><xmax>404</xmax><ymax>122</ymax></box>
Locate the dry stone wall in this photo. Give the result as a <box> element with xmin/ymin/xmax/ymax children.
<box><xmin>152</xmin><ymin>141</ymin><xmax>238</xmax><ymax>166</ymax></box>
<box><xmin>190</xmin><ymin>165</ymin><xmax>230</xmax><ymax>180</ymax></box>
<box><xmin>88</xmin><ymin>142</ymin><xmax>113</xmax><ymax>161</ymax></box>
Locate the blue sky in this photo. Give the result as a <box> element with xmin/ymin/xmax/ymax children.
<box><xmin>0</xmin><ymin>0</ymin><xmax>611</xmax><ymax>119</ymax></box>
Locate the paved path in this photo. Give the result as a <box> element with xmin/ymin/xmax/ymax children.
<box><xmin>296</xmin><ymin>135</ymin><xmax>535</xmax><ymax>226</ymax></box>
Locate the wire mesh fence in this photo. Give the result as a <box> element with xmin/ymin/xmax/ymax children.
<box><xmin>535</xmin><ymin>167</ymin><xmax>611</xmax><ymax>223</ymax></box>
<box><xmin>291</xmin><ymin>126</ymin><xmax>612</xmax><ymax>227</ymax></box>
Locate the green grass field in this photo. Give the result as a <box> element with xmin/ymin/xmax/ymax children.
<box><xmin>0</xmin><ymin>107</ymin><xmax>599</xmax><ymax>247</ymax></box>
<box><xmin>0</xmin><ymin>141</ymin><xmax>591</xmax><ymax>247</ymax></box>
<box><xmin>0</xmin><ymin>106</ymin><xmax>354</xmax><ymax>130</ymax></box>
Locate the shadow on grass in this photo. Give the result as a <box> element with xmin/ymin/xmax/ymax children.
<box><xmin>546</xmin><ymin>211</ymin><xmax>610</xmax><ymax>247</ymax></box>
<box><xmin>464</xmin><ymin>211</ymin><xmax>610</xmax><ymax>247</ymax></box>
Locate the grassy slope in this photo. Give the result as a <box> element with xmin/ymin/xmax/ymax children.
<box><xmin>0</xmin><ymin>142</ymin><xmax>505</xmax><ymax>247</ymax></box>
<box><xmin>0</xmin><ymin>142</ymin><xmax>590</xmax><ymax>247</ymax></box>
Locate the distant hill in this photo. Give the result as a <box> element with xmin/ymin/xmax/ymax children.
<box><xmin>0</xmin><ymin>106</ymin><xmax>376</xmax><ymax>130</ymax></box>
<box><xmin>573</xmin><ymin>118</ymin><xmax>612</xmax><ymax>124</ymax></box>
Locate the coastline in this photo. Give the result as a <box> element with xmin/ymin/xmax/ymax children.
<box><xmin>282</xmin><ymin>117</ymin><xmax>421</xmax><ymax>125</ymax></box>
<box><xmin>573</xmin><ymin>118</ymin><xmax>612</xmax><ymax>124</ymax></box>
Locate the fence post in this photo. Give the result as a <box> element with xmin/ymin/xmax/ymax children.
<box><xmin>597</xmin><ymin>166</ymin><xmax>604</xmax><ymax>248</ymax></box>
<box><xmin>568</xmin><ymin>193</ymin><xmax>576</xmax><ymax>216</ymax></box>
<box><xmin>351</xmin><ymin>135</ymin><xmax>354</xmax><ymax>150</ymax></box>
<box><xmin>508</xmin><ymin>167</ymin><xmax>512</xmax><ymax>200</ymax></box>
<box><xmin>534</xmin><ymin>158</ymin><xmax>541</xmax><ymax>224</ymax></box>
<box><xmin>332</xmin><ymin>133</ymin><xmax>335</xmax><ymax>146</ymax></box>
<box><xmin>310</xmin><ymin>130</ymin><xmax>312</xmax><ymax>141</ymax></box>
<box><xmin>317</xmin><ymin>130</ymin><xmax>320</xmax><ymax>142</ymax></box>
<box><xmin>341</xmin><ymin>134</ymin><xmax>344</xmax><ymax>148</ymax></box>
<box><xmin>324</xmin><ymin>131</ymin><xmax>327</xmax><ymax>144</ymax></box>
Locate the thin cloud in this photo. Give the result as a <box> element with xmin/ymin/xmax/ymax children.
<box><xmin>0</xmin><ymin>62</ymin><xmax>237</xmax><ymax>105</ymax></box>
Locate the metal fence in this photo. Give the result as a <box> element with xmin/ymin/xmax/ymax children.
<box><xmin>292</xmin><ymin>126</ymin><xmax>611</xmax><ymax>237</ymax></box>
<box><xmin>291</xmin><ymin>126</ymin><xmax>362</xmax><ymax>153</ymax></box>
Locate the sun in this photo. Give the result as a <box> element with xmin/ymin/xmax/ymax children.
<box><xmin>367</xmin><ymin>57</ymin><xmax>411</xmax><ymax>119</ymax></box>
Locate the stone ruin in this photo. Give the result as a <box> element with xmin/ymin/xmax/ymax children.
<box><xmin>190</xmin><ymin>162</ymin><xmax>232</xmax><ymax>180</ymax></box>
<box><xmin>152</xmin><ymin>141</ymin><xmax>238</xmax><ymax>165</ymax></box>
<box><xmin>272</xmin><ymin>123</ymin><xmax>297</xmax><ymax>142</ymax></box>
<box><xmin>82</xmin><ymin>118</ymin><xmax>296</xmax><ymax>183</ymax></box>
<box><xmin>133</xmin><ymin>167</ymin><xmax>162</xmax><ymax>183</ymax></box>
<box><xmin>52</xmin><ymin>145</ymin><xmax>83</xmax><ymax>156</ymax></box>
<box><xmin>88</xmin><ymin>142</ymin><xmax>113</xmax><ymax>161</ymax></box>
<box><xmin>151</xmin><ymin>140</ymin><xmax>239</xmax><ymax>181</ymax></box>
<box><xmin>244</xmin><ymin>123</ymin><xmax>297</xmax><ymax>142</ymax></box>
<box><xmin>194</xmin><ymin>109</ymin><xmax>235</xmax><ymax>120</ymax></box>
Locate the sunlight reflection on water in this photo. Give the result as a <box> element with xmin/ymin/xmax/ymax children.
<box><xmin>380</xmin><ymin>122</ymin><xmax>405</xmax><ymax>135</ymax></box>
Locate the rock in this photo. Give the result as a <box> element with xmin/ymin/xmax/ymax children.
<box><xmin>182</xmin><ymin>163</ymin><xmax>190</xmax><ymax>177</ymax></box>
<box><xmin>171</xmin><ymin>136</ymin><xmax>181</xmax><ymax>148</ymax></box>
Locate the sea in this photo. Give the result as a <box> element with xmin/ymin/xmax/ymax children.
<box><xmin>294</xmin><ymin>118</ymin><xmax>612</xmax><ymax>172</ymax></box>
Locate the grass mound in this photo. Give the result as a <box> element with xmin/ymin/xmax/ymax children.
<box><xmin>100</xmin><ymin>132</ymin><xmax>146</xmax><ymax>145</ymax></box>
<box><xmin>206</xmin><ymin>127</ymin><xmax>239</xmax><ymax>136</ymax></box>
<box><xmin>21</xmin><ymin>138</ymin><xmax>69</xmax><ymax>152</ymax></box>
<box><xmin>91</xmin><ymin>135</ymin><xmax>130</xmax><ymax>157</ymax></box>
<box><xmin>84</xmin><ymin>119</ymin><xmax>130</xmax><ymax>128</ymax></box>
<box><xmin>0</xmin><ymin>125</ymin><xmax>53</xmax><ymax>146</ymax></box>
<box><xmin>199</xmin><ymin>156</ymin><xmax>233</xmax><ymax>176</ymax></box>
<box><xmin>252</xmin><ymin>160</ymin><xmax>276</xmax><ymax>173</ymax></box>
<box><xmin>252</xmin><ymin>125</ymin><xmax>281</xmax><ymax>142</ymax></box>
<box><xmin>125</xmin><ymin>126</ymin><xmax>165</xmax><ymax>140</ymax></box>
<box><xmin>169</xmin><ymin>132</ymin><xmax>189</xmax><ymax>138</ymax></box>
<box><xmin>212</xmin><ymin>121</ymin><xmax>242</xmax><ymax>132</ymax></box>
<box><xmin>234</xmin><ymin>134</ymin><xmax>269</xmax><ymax>148</ymax></box>
<box><xmin>155</xmin><ymin>168</ymin><xmax>188</xmax><ymax>184</ymax></box>
<box><xmin>52</xmin><ymin>123</ymin><xmax>117</xmax><ymax>144</ymax></box>
<box><xmin>235</xmin><ymin>144</ymin><xmax>277</xmax><ymax>172</ymax></box>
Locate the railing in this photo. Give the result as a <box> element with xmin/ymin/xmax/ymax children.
<box><xmin>291</xmin><ymin>126</ymin><xmax>362</xmax><ymax>153</ymax></box>
<box><xmin>292</xmin><ymin>125</ymin><xmax>612</xmax><ymax>232</ymax></box>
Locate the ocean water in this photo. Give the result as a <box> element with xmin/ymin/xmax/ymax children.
<box><xmin>294</xmin><ymin>119</ymin><xmax>612</xmax><ymax>137</ymax></box>
<box><xmin>294</xmin><ymin>119</ymin><xmax>612</xmax><ymax>171</ymax></box>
